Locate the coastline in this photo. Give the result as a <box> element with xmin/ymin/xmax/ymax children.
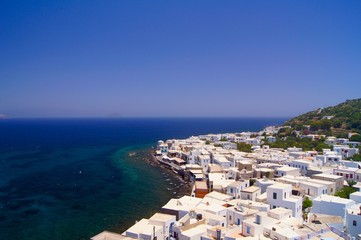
<box><xmin>128</xmin><ymin>148</ymin><xmax>193</xmax><ymax>197</ymax></box>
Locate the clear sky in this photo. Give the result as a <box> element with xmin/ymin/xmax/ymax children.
<box><xmin>1</xmin><ymin>0</ymin><xmax>360</xmax><ymax>118</ymax></box>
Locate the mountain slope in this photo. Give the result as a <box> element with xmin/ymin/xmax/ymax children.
<box><xmin>284</xmin><ymin>98</ymin><xmax>361</xmax><ymax>136</ymax></box>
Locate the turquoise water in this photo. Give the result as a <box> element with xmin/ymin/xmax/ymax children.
<box><xmin>0</xmin><ymin>118</ymin><xmax>286</xmax><ymax>239</ymax></box>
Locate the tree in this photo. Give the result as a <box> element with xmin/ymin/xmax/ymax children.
<box><xmin>334</xmin><ymin>186</ymin><xmax>356</xmax><ymax>199</ymax></box>
<box><xmin>302</xmin><ymin>196</ymin><xmax>312</xmax><ymax>211</ymax></box>
<box><xmin>347</xmin><ymin>180</ymin><xmax>357</xmax><ymax>187</ymax></box>
<box><xmin>249</xmin><ymin>179</ymin><xmax>256</xmax><ymax>186</ymax></box>
<box><xmin>320</xmin><ymin>119</ymin><xmax>332</xmax><ymax>131</ymax></box>
<box><xmin>332</xmin><ymin>120</ymin><xmax>342</xmax><ymax>128</ymax></box>
<box><xmin>237</xmin><ymin>142</ymin><xmax>252</xmax><ymax>153</ymax></box>
<box><xmin>349</xmin><ymin>153</ymin><xmax>361</xmax><ymax>162</ymax></box>
<box><xmin>350</xmin><ymin>134</ymin><xmax>361</xmax><ymax>142</ymax></box>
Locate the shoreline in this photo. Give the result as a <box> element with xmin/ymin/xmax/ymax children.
<box><xmin>133</xmin><ymin>148</ymin><xmax>193</xmax><ymax>197</ymax></box>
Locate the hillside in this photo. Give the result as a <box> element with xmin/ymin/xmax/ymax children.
<box><xmin>284</xmin><ymin>98</ymin><xmax>361</xmax><ymax>137</ymax></box>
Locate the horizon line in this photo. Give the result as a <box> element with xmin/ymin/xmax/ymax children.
<box><xmin>0</xmin><ymin>116</ymin><xmax>292</xmax><ymax>120</ymax></box>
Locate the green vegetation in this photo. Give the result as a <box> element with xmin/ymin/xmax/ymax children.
<box><xmin>349</xmin><ymin>153</ymin><xmax>361</xmax><ymax>161</ymax></box>
<box><xmin>302</xmin><ymin>196</ymin><xmax>312</xmax><ymax>211</ymax></box>
<box><xmin>237</xmin><ymin>142</ymin><xmax>252</xmax><ymax>153</ymax></box>
<box><xmin>205</xmin><ymin>140</ymin><xmax>210</xmax><ymax>145</ymax></box>
<box><xmin>334</xmin><ymin>185</ymin><xmax>357</xmax><ymax>199</ymax></box>
<box><xmin>350</xmin><ymin>134</ymin><xmax>361</xmax><ymax>142</ymax></box>
<box><xmin>285</xmin><ymin>98</ymin><xmax>361</xmax><ymax>135</ymax></box>
<box><xmin>267</xmin><ymin>136</ymin><xmax>329</xmax><ymax>151</ymax></box>
<box><xmin>249</xmin><ymin>179</ymin><xmax>256</xmax><ymax>186</ymax></box>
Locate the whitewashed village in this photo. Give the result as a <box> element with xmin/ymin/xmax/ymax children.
<box><xmin>92</xmin><ymin>126</ymin><xmax>361</xmax><ymax>240</ymax></box>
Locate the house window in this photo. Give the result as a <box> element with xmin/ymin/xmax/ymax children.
<box><xmin>229</xmin><ymin>215</ymin><xmax>232</xmax><ymax>220</ymax></box>
<box><xmin>246</xmin><ymin>226</ymin><xmax>251</xmax><ymax>234</ymax></box>
<box><xmin>353</xmin><ymin>220</ymin><xmax>357</xmax><ymax>226</ymax></box>
<box><xmin>273</xmin><ymin>193</ymin><xmax>277</xmax><ymax>199</ymax></box>
<box><xmin>230</xmin><ymin>188</ymin><xmax>233</xmax><ymax>193</ymax></box>
<box><xmin>284</xmin><ymin>192</ymin><xmax>286</xmax><ymax>199</ymax></box>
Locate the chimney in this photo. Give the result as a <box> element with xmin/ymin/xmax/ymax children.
<box><xmin>216</xmin><ymin>229</ymin><xmax>221</xmax><ymax>240</ymax></box>
<box><xmin>256</xmin><ymin>215</ymin><xmax>261</xmax><ymax>225</ymax></box>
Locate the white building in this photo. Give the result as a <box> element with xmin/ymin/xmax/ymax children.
<box><xmin>266</xmin><ymin>183</ymin><xmax>302</xmax><ymax>218</ymax></box>
<box><xmin>333</xmin><ymin>145</ymin><xmax>359</xmax><ymax>158</ymax></box>
<box><xmin>315</xmin><ymin>153</ymin><xmax>342</xmax><ymax>166</ymax></box>
<box><xmin>290</xmin><ymin>159</ymin><xmax>312</xmax><ymax>175</ymax></box>
<box><xmin>225</xmin><ymin>204</ymin><xmax>258</xmax><ymax>227</ymax></box>
<box><xmin>346</xmin><ymin>203</ymin><xmax>361</xmax><ymax>238</ymax></box>
<box><xmin>240</xmin><ymin>186</ymin><xmax>261</xmax><ymax>201</ymax></box>
<box><xmin>125</xmin><ymin>218</ymin><xmax>163</xmax><ymax>240</ymax></box>
<box><xmin>299</xmin><ymin>181</ymin><xmax>328</xmax><ymax>197</ymax></box>
<box><xmin>196</xmin><ymin>155</ymin><xmax>211</xmax><ymax>172</ymax></box>
<box><xmin>148</xmin><ymin>213</ymin><xmax>177</xmax><ymax>240</ymax></box>
<box><xmin>226</xmin><ymin>180</ymin><xmax>249</xmax><ymax>199</ymax></box>
<box><xmin>274</xmin><ymin>166</ymin><xmax>300</xmax><ymax>177</ymax></box>
<box><xmin>254</xmin><ymin>179</ymin><xmax>277</xmax><ymax>194</ymax></box>
<box><xmin>311</xmin><ymin>194</ymin><xmax>355</xmax><ymax>218</ymax></box>
<box><xmin>350</xmin><ymin>192</ymin><xmax>361</xmax><ymax>203</ymax></box>
<box><xmin>213</xmin><ymin>155</ymin><xmax>232</xmax><ymax>169</ymax></box>
<box><xmin>333</xmin><ymin>166</ymin><xmax>359</xmax><ymax>181</ymax></box>
<box><xmin>311</xmin><ymin>173</ymin><xmax>344</xmax><ymax>192</ymax></box>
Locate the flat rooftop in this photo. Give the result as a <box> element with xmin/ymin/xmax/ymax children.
<box><xmin>150</xmin><ymin>213</ymin><xmax>175</xmax><ymax>222</ymax></box>
<box><xmin>91</xmin><ymin>231</ymin><xmax>133</xmax><ymax>240</ymax></box>
<box><xmin>313</xmin><ymin>194</ymin><xmax>355</xmax><ymax>204</ymax></box>
<box><xmin>312</xmin><ymin>173</ymin><xmax>342</xmax><ymax>180</ymax></box>
<box><xmin>241</xmin><ymin>186</ymin><xmax>260</xmax><ymax>193</ymax></box>
<box><xmin>195</xmin><ymin>181</ymin><xmax>208</xmax><ymax>189</ymax></box>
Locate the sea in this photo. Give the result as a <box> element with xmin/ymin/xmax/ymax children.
<box><xmin>0</xmin><ymin>118</ymin><xmax>286</xmax><ymax>240</ymax></box>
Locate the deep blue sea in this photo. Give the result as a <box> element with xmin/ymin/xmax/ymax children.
<box><xmin>0</xmin><ymin>118</ymin><xmax>286</xmax><ymax>240</ymax></box>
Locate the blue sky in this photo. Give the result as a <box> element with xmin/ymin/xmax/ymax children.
<box><xmin>1</xmin><ymin>0</ymin><xmax>360</xmax><ymax>118</ymax></box>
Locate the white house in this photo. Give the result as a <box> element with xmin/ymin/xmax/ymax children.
<box><xmin>213</xmin><ymin>155</ymin><xmax>232</xmax><ymax>169</ymax></box>
<box><xmin>266</xmin><ymin>183</ymin><xmax>302</xmax><ymax>218</ymax></box>
<box><xmin>274</xmin><ymin>166</ymin><xmax>300</xmax><ymax>177</ymax></box>
<box><xmin>240</xmin><ymin>186</ymin><xmax>261</xmax><ymax>201</ymax></box>
<box><xmin>299</xmin><ymin>181</ymin><xmax>328</xmax><ymax>197</ymax></box>
<box><xmin>148</xmin><ymin>213</ymin><xmax>177</xmax><ymax>240</ymax></box>
<box><xmin>254</xmin><ymin>178</ymin><xmax>277</xmax><ymax>194</ymax></box>
<box><xmin>290</xmin><ymin>159</ymin><xmax>312</xmax><ymax>175</ymax></box>
<box><xmin>350</xmin><ymin>192</ymin><xmax>361</xmax><ymax>203</ymax></box>
<box><xmin>311</xmin><ymin>173</ymin><xmax>344</xmax><ymax>192</ymax></box>
<box><xmin>314</xmin><ymin>153</ymin><xmax>342</xmax><ymax>166</ymax></box>
<box><xmin>197</xmin><ymin>155</ymin><xmax>211</xmax><ymax>172</ymax></box>
<box><xmin>311</xmin><ymin>194</ymin><xmax>355</xmax><ymax>218</ymax></box>
<box><xmin>226</xmin><ymin>180</ymin><xmax>249</xmax><ymax>199</ymax></box>
<box><xmin>333</xmin><ymin>166</ymin><xmax>358</xmax><ymax>181</ymax></box>
<box><xmin>333</xmin><ymin>145</ymin><xmax>359</xmax><ymax>158</ymax></box>
<box><xmin>125</xmin><ymin>218</ymin><xmax>163</xmax><ymax>240</ymax></box>
<box><xmin>346</xmin><ymin>203</ymin><xmax>361</xmax><ymax>238</ymax></box>
<box><xmin>225</xmin><ymin>204</ymin><xmax>258</xmax><ymax>227</ymax></box>
<box><xmin>158</xmin><ymin>140</ymin><xmax>169</xmax><ymax>154</ymax></box>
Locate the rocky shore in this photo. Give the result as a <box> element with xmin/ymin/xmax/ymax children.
<box><xmin>127</xmin><ymin>148</ymin><xmax>193</xmax><ymax>197</ymax></box>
